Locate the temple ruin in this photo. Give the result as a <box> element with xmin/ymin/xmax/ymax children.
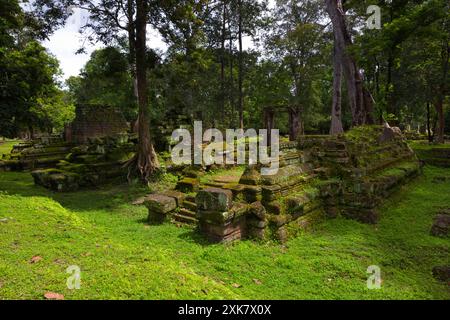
<box><xmin>142</xmin><ymin>125</ymin><xmax>422</xmax><ymax>243</ymax></box>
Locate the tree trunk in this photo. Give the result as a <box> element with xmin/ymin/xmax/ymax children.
<box><xmin>427</xmin><ymin>102</ymin><xmax>433</xmax><ymax>143</ymax></box>
<box><xmin>434</xmin><ymin>101</ymin><xmax>445</xmax><ymax>143</ymax></box>
<box><xmin>264</xmin><ymin>108</ymin><xmax>275</xmax><ymax>143</ymax></box>
<box><xmin>28</xmin><ymin>125</ymin><xmax>34</xmax><ymax>140</ymax></box>
<box><xmin>134</xmin><ymin>0</ymin><xmax>159</xmax><ymax>182</ymax></box>
<box><xmin>434</xmin><ymin>40</ymin><xmax>449</xmax><ymax>143</ymax></box>
<box><xmin>127</xmin><ymin>0</ymin><xmax>138</xmax><ymax>128</ymax></box>
<box><xmin>237</xmin><ymin>0</ymin><xmax>244</xmax><ymax>129</ymax></box>
<box><xmin>330</xmin><ymin>40</ymin><xmax>344</xmax><ymax>135</ymax></box>
<box><xmin>289</xmin><ymin>107</ymin><xmax>301</xmax><ymax>141</ymax></box>
<box><xmin>220</xmin><ymin>0</ymin><xmax>226</xmax><ymax>126</ymax></box>
<box><xmin>325</xmin><ymin>0</ymin><xmax>372</xmax><ymax>126</ymax></box>
<box><xmin>229</xmin><ymin>21</ymin><xmax>235</xmax><ymax>128</ymax></box>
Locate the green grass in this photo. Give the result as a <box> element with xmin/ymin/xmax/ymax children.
<box><xmin>0</xmin><ymin>140</ymin><xmax>20</xmax><ymax>155</ymax></box>
<box><xmin>409</xmin><ymin>140</ymin><xmax>450</xmax><ymax>150</ymax></box>
<box><xmin>200</xmin><ymin>166</ymin><xmax>245</xmax><ymax>184</ymax></box>
<box><xmin>0</xmin><ymin>166</ymin><xmax>449</xmax><ymax>300</ymax></box>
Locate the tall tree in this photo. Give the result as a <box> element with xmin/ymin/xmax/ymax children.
<box><xmin>330</xmin><ymin>37</ymin><xmax>343</xmax><ymax>134</ymax></box>
<box><xmin>32</xmin><ymin>0</ymin><xmax>162</xmax><ymax>180</ymax></box>
<box><xmin>266</xmin><ymin>0</ymin><xmax>327</xmax><ymax>137</ymax></box>
<box><xmin>133</xmin><ymin>0</ymin><xmax>159</xmax><ymax>180</ymax></box>
<box><xmin>324</xmin><ymin>0</ymin><xmax>373</xmax><ymax>126</ymax></box>
<box><xmin>237</xmin><ymin>0</ymin><xmax>244</xmax><ymax>129</ymax></box>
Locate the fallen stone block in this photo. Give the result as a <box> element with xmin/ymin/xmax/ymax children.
<box><xmin>144</xmin><ymin>194</ymin><xmax>177</xmax><ymax>215</ymax></box>
<box><xmin>161</xmin><ymin>190</ymin><xmax>185</xmax><ymax>206</ymax></box>
<box><xmin>432</xmin><ymin>265</ymin><xmax>450</xmax><ymax>282</ymax></box>
<box><xmin>430</xmin><ymin>214</ymin><xmax>450</xmax><ymax>237</ymax></box>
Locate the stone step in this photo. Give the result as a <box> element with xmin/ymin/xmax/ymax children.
<box><xmin>173</xmin><ymin>213</ymin><xmax>198</xmax><ymax>225</ymax></box>
<box><xmin>324</xmin><ymin>141</ymin><xmax>347</xmax><ymax>150</ymax></box>
<box><xmin>179</xmin><ymin>208</ymin><xmax>197</xmax><ymax>218</ymax></box>
<box><xmin>313</xmin><ymin>167</ymin><xmax>331</xmax><ymax>177</ymax></box>
<box><xmin>322</xmin><ymin>157</ymin><xmax>350</xmax><ymax>164</ymax></box>
<box><xmin>182</xmin><ymin>200</ymin><xmax>197</xmax><ymax>211</ymax></box>
<box><xmin>185</xmin><ymin>194</ymin><xmax>196</xmax><ymax>203</ymax></box>
<box><xmin>323</xmin><ymin>150</ymin><xmax>348</xmax><ymax>158</ymax></box>
<box><xmin>203</xmin><ymin>181</ymin><xmax>226</xmax><ymax>188</ymax></box>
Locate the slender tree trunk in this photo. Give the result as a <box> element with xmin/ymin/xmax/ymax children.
<box><xmin>229</xmin><ymin>27</ymin><xmax>235</xmax><ymax>128</ymax></box>
<box><xmin>427</xmin><ymin>102</ymin><xmax>433</xmax><ymax>143</ymax></box>
<box><xmin>127</xmin><ymin>0</ymin><xmax>137</xmax><ymax>97</ymax></box>
<box><xmin>325</xmin><ymin>0</ymin><xmax>372</xmax><ymax>126</ymax></box>
<box><xmin>386</xmin><ymin>53</ymin><xmax>393</xmax><ymax>116</ymax></box>
<box><xmin>126</xmin><ymin>0</ymin><xmax>139</xmax><ymax>133</ymax></box>
<box><xmin>434</xmin><ymin>40</ymin><xmax>449</xmax><ymax>143</ymax></box>
<box><xmin>434</xmin><ymin>101</ymin><xmax>445</xmax><ymax>143</ymax></box>
<box><xmin>220</xmin><ymin>0</ymin><xmax>226</xmax><ymax>126</ymax></box>
<box><xmin>289</xmin><ymin>107</ymin><xmax>301</xmax><ymax>141</ymax></box>
<box><xmin>237</xmin><ymin>0</ymin><xmax>244</xmax><ymax>129</ymax></box>
<box><xmin>28</xmin><ymin>125</ymin><xmax>34</xmax><ymax>140</ymax></box>
<box><xmin>330</xmin><ymin>40</ymin><xmax>344</xmax><ymax>135</ymax></box>
<box><xmin>134</xmin><ymin>0</ymin><xmax>159</xmax><ymax>181</ymax></box>
<box><xmin>385</xmin><ymin>5</ymin><xmax>395</xmax><ymax>118</ymax></box>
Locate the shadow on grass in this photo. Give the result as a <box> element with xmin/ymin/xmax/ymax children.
<box><xmin>177</xmin><ymin>227</ymin><xmax>212</xmax><ymax>246</ymax></box>
<box><xmin>0</xmin><ymin>171</ymin><xmax>149</xmax><ymax>213</ymax></box>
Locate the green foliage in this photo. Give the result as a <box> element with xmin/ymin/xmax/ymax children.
<box><xmin>65</xmin><ymin>47</ymin><xmax>137</xmax><ymax>120</ymax></box>
<box><xmin>354</xmin><ymin>0</ymin><xmax>449</xmax><ymax>127</ymax></box>
<box><xmin>0</xmin><ymin>40</ymin><xmax>72</xmax><ymax>136</ymax></box>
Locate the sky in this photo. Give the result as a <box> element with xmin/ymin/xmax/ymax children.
<box><xmin>42</xmin><ymin>1</ymin><xmax>276</xmax><ymax>81</ymax></box>
<box><xmin>42</xmin><ymin>7</ymin><xmax>168</xmax><ymax>81</ymax></box>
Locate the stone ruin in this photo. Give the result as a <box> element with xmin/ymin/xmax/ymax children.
<box><xmin>413</xmin><ymin>145</ymin><xmax>450</xmax><ymax>168</ymax></box>
<box><xmin>0</xmin><ymin>105</ymin><xmax>130</xmax><ymax>174</ymax></box>
<box><xmin>0</xmin><ymin>104</ymin><xmax>136</xmax><ymax>191</ymax></box>
<box><xmin>0</xmin><ymin>135</ymin><xmax>73</xmax><ymax>171</ymax></box>
<box><xmin>65</xmin><ymin>104</ymin><xmax>129</xmax><ymax>144</ymax></box>
<box><xmin>142</xmin><ymin>125</ymin><xmax>422</xmax><ymax>243</ymax></box>
<box><xmin>32</xmin><ymin>133</ymin><xmax>136</xmax><ymax>192</ymax></box>
<box><xmin>31</xmin><ymin>105</ymin><xmax>134</xmax><ymax>191</ymax></box>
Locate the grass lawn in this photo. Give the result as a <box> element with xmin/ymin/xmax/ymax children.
<box><xmin>0</xmin><ymin>140</ymin><xmax>20</xmax><ymax>155</ymax></box>
<box><xmin>0</xmin><ymin>166</ymin><xmax>449</xmax><ymax>300</ymax></box>
<box><xmin>409</xmin><ymin>140</ymin><xmax>450</xmax><ymax>150</ymax></box>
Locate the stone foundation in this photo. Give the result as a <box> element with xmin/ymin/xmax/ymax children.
<box><xmin>412</xmin><ymin>144</ymin><xmax>450</xmax><ymax>168</ymax></box>
<box><xmin>0</xmin><ymin>136</ymin><xmax>73</xmax><ymax>172</ymax></box>
<box><xmin>32</xmin><ymin>133</ymin><xmax>136</xmax><ymax>192</ymax></box>
<box><xmin>142</xmin><ymin>125</ymin><xmax>421</xmax><ymax>243</ymax></box>
<box><xmin>66</xmin><ymin>105</ymin><xmax>128</xmax><ymax>144</ymax></box>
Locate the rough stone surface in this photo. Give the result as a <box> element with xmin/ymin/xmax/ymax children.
<box><xmin>144</xmin><ymin>194</ymin><xmax>177</xmax><ymax>214</ymax></box>
<box><xmin>176</xmin><ymin>178</ymin><xmax>199</xmax><ymax>193</ymax></box>
<box><xmin>378</xmin><ymin>125</ymin><xmax>402</xmax><ymax>143</ymax></box>
<box><xmin>161</xmin><ymin>190</ymin><xmax>185</xmax><ymax>206</ymax></box>
<box><xmin>432</xmin><ymin>265</ymin><xmax>450</xmax><ymax>282</ymax></box>
<box><xmin>430</xmin><ymin>214</ymin><xmax>450</xmax><ymax>237</ymax></box>
<box><xmin>342</xmin><ymin>208</ymin><xmax>379</xmax><ymax>224</ymax></box>
<box><xmin>66</xmin><ymin>105</ymin><xmax>128</xmax><ymax>144</ymax></box>
<box><xmin>196</xmin><ymin>187</ymin><xmax>233</xmax><ymax>212</ymax></box>
<box><xmin>249</xmin><ymin>201</ymin><xmax>266</xmax><ymax>220</ymax></box>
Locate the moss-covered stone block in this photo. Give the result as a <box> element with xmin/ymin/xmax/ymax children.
<box><xmin>161</xmin><ymin>190</ymin><xmax>185</xmax><ymax>206</ymax></box>
<box><xmin>242</xmin><ymin>185</ymin><xmax>262</xmax><ymax>202</ymax></box>
<box><xmin>196</xmin><ymin>187</ymin><xmax>233</xmax><ymax>212</ymax></box>
<box><xmin>143</xmin><ymin>194</ymin><xmax>177</xmax><ymax>215</ymax></box>
<box><xmin>239</xmin><ymin>165</ymin><xmax>261</xmax><ymax>185</ymax></box>
<box><xmin>176</xmin><ymin>177</ymin><xmax>200</xmax><ymax>193</ymax></box>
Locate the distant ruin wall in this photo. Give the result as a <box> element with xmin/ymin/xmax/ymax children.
<box><xmin>66</xmin><ymin>105</ymin><xmax>128</xmax><ymax>144</ymax></box>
